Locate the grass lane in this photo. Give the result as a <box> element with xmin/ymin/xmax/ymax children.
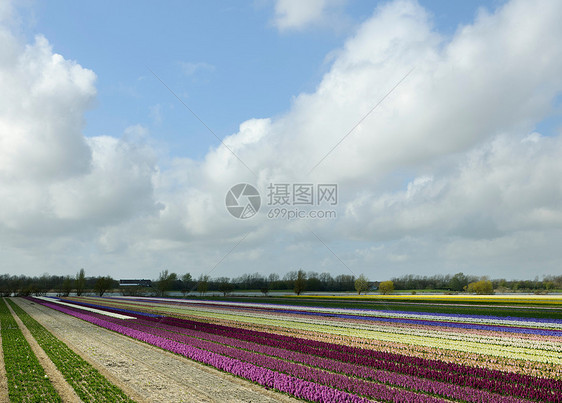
<box><xmin>0</xmin><ymin>298</ymin><xmax>61</xmax><ymax>402</ymax></box>
<box><xmin>8</xmin><ymin>298</ymin><xmax>135</xmax><ymax>403</ymax></box>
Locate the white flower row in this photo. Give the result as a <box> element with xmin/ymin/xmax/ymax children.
<box><xmin>37</xmin><ymin>297</ymin><xmax>136</xmax><ymax>320</ymax></box>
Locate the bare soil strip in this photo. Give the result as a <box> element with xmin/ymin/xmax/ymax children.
<box><xmin>6</xmin><ymin>300</ymin><xmax>82</xmax><ymax>403</ymax></box>
<box><xmin>0</xmin><ymin>331</ymin><xmax>10</xmax><ymax>403</ymax></box>
<box><xmin>15</xmin><ymin>298</ymin><xmax>296</xmax><ymax>403</ymax></box>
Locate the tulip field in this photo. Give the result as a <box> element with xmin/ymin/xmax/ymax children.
<box><xmin>14</xmin><ymin>294</ymin><xmax>562</xmax><ymax>402</ymax></box>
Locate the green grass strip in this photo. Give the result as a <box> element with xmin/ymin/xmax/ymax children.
<box><xmin>0</xmin><ymin>298</ymin><xmax>62</xmax><ymax>402</ymax></box>
<box><xmin>8</xmin><ymin>298</ymin><xmax>135</xmax><ymax>403</ymax></box>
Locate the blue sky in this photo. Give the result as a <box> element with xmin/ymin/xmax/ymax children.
<box><xmin>2</xmin><ymin>0</ymin><xmax>562</xmax><ymax>280</ymax></box>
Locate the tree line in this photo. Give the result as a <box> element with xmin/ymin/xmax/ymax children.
<box><xmin>1</xmin><ymin>269</ymin><xmax>561</xmax><ymax>297</ymax></box>
<box><xmin>0</xmin><ymin>269</ymin><xmax>115</xmax><ymax>297</ymax></box>
<box><xmin>391</xmin><ymin>273</ymin><xmax>562</xmax><ymax>293</ymax></box>
<box><xmin>149</xmin><ymin>270</ymin><xmax>362</xmax><ymax>297</ymax></box>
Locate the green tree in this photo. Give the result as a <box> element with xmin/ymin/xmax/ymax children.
<box><xmin>75</xmin><ymin>268</ymin><xmax>86</xmax><ymax>296</ymax></box>
<box><xmin>467</xmin><ymin>279</ymin><xmax>493</xmax><ymax>295</ymax></box>
<box><xmin>354</xmin><ymin>274</ymin><xmax>369</xmax><ymax>295</ymax></box>
<box><xmin>544</xmin><ymin>281</ymin><xmax>555</xmax><ymax>291</ymax></box>
<box><xmin>61</xmin><ymin>276</ymin><xmax>73</xmax><ymax>297</ymax></box>
<box><xmin>379</xmin><ymin>280</ymin><xmax>394</xmax><ymax>295</ymax></box>
<box><xmin>217</xmin><ymin>277</ymin><xmax>234</xmax><ymax>296</ymax></box>
<box><xmin>181</xmin><ymin>273</ymin><xmax>193</xmax><ymax>297</ymax></box>
<box><xmin>268</xmin><ymin>273</ymin><xmax>280</xmax><ymax>290</ymax></box>
<box><xmin>260</xmin><ymin>282</ymin><xmax>270</xmax><ymax>296</ymax></box>
<box><xmin>294</xmin><ymin>269</ymin><xmax>307</xmax><ymax>296</ymax></box>
<box><xmin>449</xmin><ymin>272</ymin><xmax>468</xmax><ymax>292</ymax></box>
<box><xmin>94</xmin><ymin>276</ymin><xmax>113</xmax><ymax>297</ymax></box>
<box><xmin>156</xmin><ymin>270</ymin><xmax>177</xmax><ymax>297</ymax></box>
<box><xmin>197</xmin><ymin>275</ymin><xmax>209</xmax><ymax>296</ymax></box>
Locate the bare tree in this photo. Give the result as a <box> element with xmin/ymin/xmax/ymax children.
<box><xmin>94</xmin><ymin>276</ymin><xmax>113</xmax><ymax>297</ymax></box>
<box><xmin>76</xmin><ymin>268</ymin><xmax>86</xmax><ymax>296</ymax></box>
<box><xmin>294</xmin><ymin>269</ymin><xmax>307</xmax><ymax>296</ymax></box>
<box><xmin>197</xmin><ymin>275</ymin><xmax>210</xmax><ymax>296</ymax></box>
<box><xmin>156</xmin><ymin>270</ymin><xmax>177</xmax><ymax>297</ymax></box>
<box><xmin>181</xmin><ymin>273</ymin><xmax>193</xmax><ymax>297</ymax></box>
<box><xmin>61</xmin><ymin>276</ymin><xmax>73</xmax><ymax>297</ymax></box>
<box><xmin>217</xmin><ymin>277</ymin><xmax>234</xmax><ymax>296</ymax></box>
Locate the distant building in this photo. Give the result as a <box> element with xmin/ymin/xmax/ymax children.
<box><xmin>119</xmin><ymin>279</ymin><xmax>152</xmax><ymax>287</ymax></box>
<box><xmin>369</xmin><ymin>281</ymin><xmax>380</xmax><ymax>291</ymax></box>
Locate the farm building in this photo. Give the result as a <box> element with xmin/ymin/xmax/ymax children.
<box><xmin>119</xmin><ymin>279</ymin><xmax>152</xmax><ymax>287</ymax></box>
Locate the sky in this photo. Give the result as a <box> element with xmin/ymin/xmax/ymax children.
<box><xmin>1</xmin><ymin>0</ymin><xmax>561</xmax><ymax>281</ymax></box>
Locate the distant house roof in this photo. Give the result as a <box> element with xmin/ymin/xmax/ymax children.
<box><xmin>119</xmin><ymin>279</ymin><xmax>152</xmax><ymax>287</ymax></box>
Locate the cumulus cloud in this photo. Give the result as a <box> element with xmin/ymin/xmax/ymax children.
<box><xmin>342</xmin><ymin>133</ymin><xmax>562</xmax><ymax>239</ymax></box>
<box><xmin>0</xmin><ymin>34</ymin><xmax>94</xmax><ymax>182</ymax></box>
<box><xmin>0</xmin><ymin>27</ymin><xmax>158</xmax><ymax>240</ymax></box>
<box><xmin>266</xmin><ymin>0</ymin><xmax>562</xmax><ymax>186</ymax></box>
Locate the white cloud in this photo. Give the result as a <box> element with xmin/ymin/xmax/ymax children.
<box><xmin>0</xmin><ymin>0</ymin><xmax>14</xmax><ymax>24</ymax></box>
<box><xmin>149</xmin><ymin>104</ymin><xmax>162</xmax><ymax>124</ymax></box>
<box><xmin>179</xmin><ymin>61</ymin><xmax>215</xmax><ymax>77</ymax></box>
<box><xmin>272</xmin><ymin>0</ymin><xmax>346</xmax><ymax>31</ymax></box>
<box><xmin>0</xmin><ymin>29</ymin><xmax>158</xmax><ymax>240</ymax></box>
<box><xmin>0</xmin><ymin>34</ymin><xmax>94</xmax><ymax>182</ymax></box>
<box><xmin>49</xmin><ymin>131</ymin><xmax>157</xmax><ymax>224</ymax></box>
<box><xmin>341</xmin><ymin>133</ymin><xmax>562</xmax><ymax>239</ymax></box>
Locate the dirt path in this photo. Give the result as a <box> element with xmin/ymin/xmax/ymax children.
<box><xmin>6</xmin><ymin>300</ymin><xmax>82</xmax><ymax>403</ymax></box>
<box><xmin>0</xmin><ymin>330</ymin><xmax>10</xmax><ymax>403</ymax></box>
<box><xmin>14</xmin><ymin>298</ymin><xmax>296</xmax><ymax>403</ymax></box>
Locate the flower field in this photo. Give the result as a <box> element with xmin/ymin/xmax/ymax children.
<box><xmin>26</xmin><ymin>295</ymin><xmax>562</xmax><ymax>402</ymax></box>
